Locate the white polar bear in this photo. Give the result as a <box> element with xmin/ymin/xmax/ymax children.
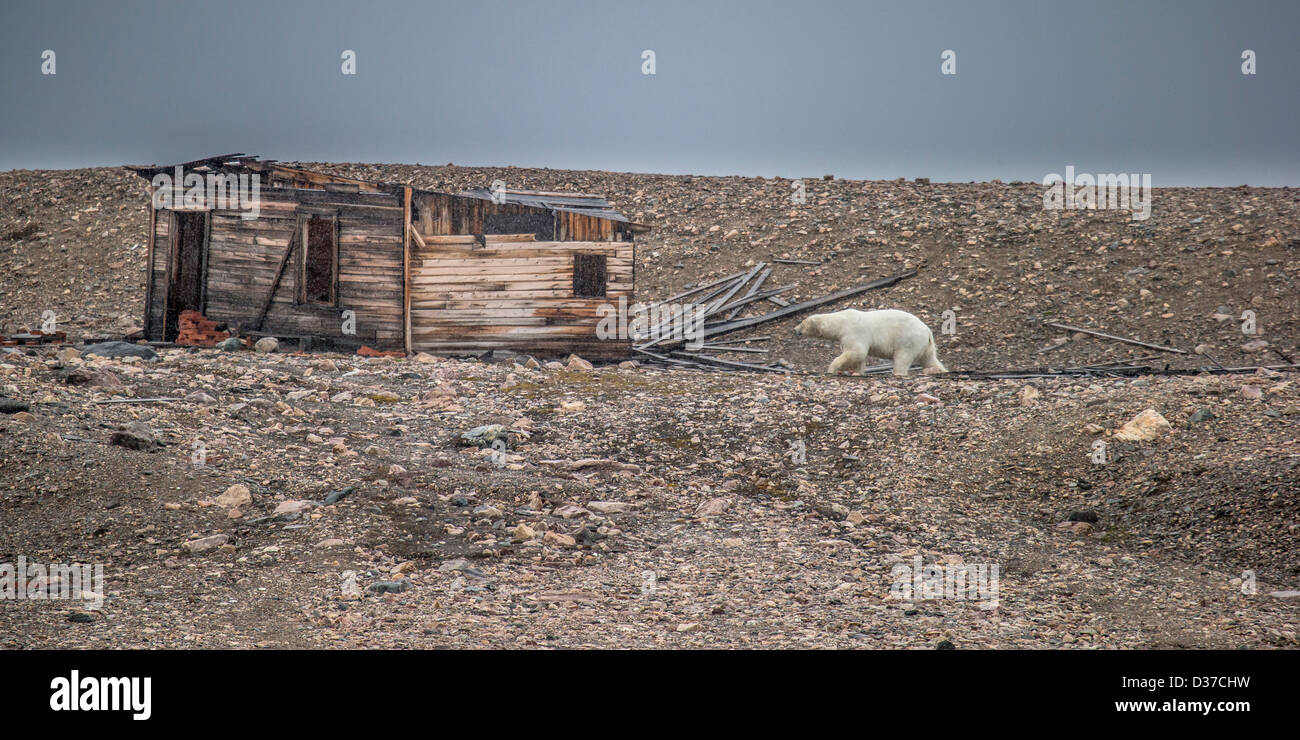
<box><xmin>795</xmin><ymin>308</ymin><xmax>946</xmax><ymax>376</ymax></box>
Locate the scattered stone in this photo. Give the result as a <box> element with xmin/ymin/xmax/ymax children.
<box><xmin>696</xmin><ymin>497</ymin><xmax>732</xmax><ymax>517</ymax></box>
<box><xmin>367</xmin><ymin>579</ymin><xmax>411</xmax><ymax>595</ymax></box>
<box><xmin>182</xmin><ymin>534</ymin><xmax>230</xmax><ymax>553</ymax></box>
<box><xmin>1241</xmin><ymin>339</ymin><xmax>1270</xmax><ymax>353</ymax></box>
<box><xmin>542</xmin><ymin>531</ymin><xmax>576</xmax><ymax>547</ymax></box>
<box><xmin>254</xmin><ymin>337</ymin><xmax>279</xmax><ymax>354</ymax></box>
<box><xmin>323</xmin><ymin>486</ymin><xmax>355</xmax><ymax>505</ymax></box>
<box><xmin>63</xmin><ymin>366</ymin><xmax>122</xmax><ymax>388</ymax></box>
<box><xmin>1019</xmin><ymin>385</ymin><xmax>1040</xmax><ymax>405</ymax></box>
<box><xmin>109</xmin><ymin>421</ymin><xmax>161</xmax><ymax>452</ymax></box>
<box><xmin>215</xmin><ymin>484</ymin><xmax>252</xmax><ymax>509</ymax></box>
<box><xmin>565</xmin><ymin>354</ymin><xmax>593</xmax><ymax>371</ymax></box>
<box><xmin>459</xmin><ymin>424</ymin><xmax>513</xmax><ymax>449</ymax></box>
<box><xmin>587</xmin><ymin>501</ymin><xmax>636</xmax><ymax>514</ymax></box>
<box><xmin>1113</xmin><ymin>409</ymin><xmax>1171</xmax><ymax>442</ymax></box>
<box><xmin>553</xmin><ymin>504</ymin><xmax>590</xmax><ymax>519</ymax></box>
<box><xmin>274</xmin><ymin>500</ymin><xmax>312</xmax><ymax>515</ymax></box>
<box><xmin>340</xmin><ymin>571</ymin><xmax>362</xmax><ymax>599</ymax></box>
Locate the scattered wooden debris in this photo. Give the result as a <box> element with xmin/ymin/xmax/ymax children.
<box><xmin>1043</xmin><ymin>322</ymin><xmax>1188</xmax><ymax>354</ymax></box>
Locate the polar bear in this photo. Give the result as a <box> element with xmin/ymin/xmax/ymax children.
<box><xmin>795</xmin><ymin>309</ymin><xmax>946</xmax><ymax>376</ymax></box>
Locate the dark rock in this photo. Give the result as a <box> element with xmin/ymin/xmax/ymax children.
<box><xmin>1067</xmin><ymin>511</ymin><xmax>1100</xmax><ymax>524</ymax></box>
<box><xmin>81</xmin><ymin>341</ymin><xmax>156</xmax><ymax>360</ymax></box>
<box><xmin>109</xmin><ymin>421</ymin><xmax>161</xmax><ymax>452</ymax></box>
<box><xmin>63</xmin><ymin>366</ymin><xmax>123</xmax><ymax>388</ymax></box>
<box><xmin>323</xmin><ymin>486</ymin><xmax>355</xmax><ymax>505</ymax></box>
<box><xmin>0</xmin><ymin>399</ymin><xmax>30</xmax><ymax>414</ymax></box>
<box><xmin>367</xmin><ymin>579</ymin><xmax>412</xmax><ymax>594</ymax></box>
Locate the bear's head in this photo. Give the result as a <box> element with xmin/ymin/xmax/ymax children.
<box><xmin>795</xmin><ymin>315</ymin><xmax>821</xmax><ymax>338</ymax></box>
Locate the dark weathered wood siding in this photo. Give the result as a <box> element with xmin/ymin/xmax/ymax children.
<box><xmin>144</xmin><ymin>186</ymin><xmax>406</xmax><ymax>348</ymax></box>
<box><xmin>411</xmin><ymin>192</ymin><xmax>631</xmax><ymax>242</ymax></box>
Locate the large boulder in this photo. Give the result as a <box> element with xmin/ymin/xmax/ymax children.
<box><xmin>109</xmin><ymin>421</ymin><xmax>162</xmax><ymax>452</ymax></box>
<box><xmin>82</xmin><ymin>341</ymin><xmax>156</xmax><ymax>361</ymax></box>
<box><xmin>1113</xmin><ymin>409</ymin><xmax>1171</xmax><ymax>442</ymax></box>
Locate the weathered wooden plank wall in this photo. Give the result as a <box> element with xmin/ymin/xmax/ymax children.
<box><xmin>410</xmin><ymin>240</ymin><xmax>633</xmax><ymax>358</ymax></box>
<box><xmin>145</xmin><ymin>186</ymin><xmax>406</xmax><ymax>348</ymax></box>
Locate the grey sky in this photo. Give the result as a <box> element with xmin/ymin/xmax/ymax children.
<box><xmin>2</xmin><ymin>0</ymin><xmax>1297</xmax><ymax>185</ymax></box>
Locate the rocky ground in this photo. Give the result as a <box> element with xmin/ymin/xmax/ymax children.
<box><xmin>0</xmin><ymin>164</ymin><xmax>1297</xmax><ymax>649</ymax></box>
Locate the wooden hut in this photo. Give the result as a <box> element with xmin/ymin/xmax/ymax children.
<box><xmin>126</xmin><ymin>154</ymin><xmax>640</xmax><ymax>358</ymax></box>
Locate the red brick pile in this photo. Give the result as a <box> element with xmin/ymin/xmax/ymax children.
<box><xmin>357</xmin><ymin>345</ymin><xmax>405</xmax><ymax>358</ymax></box>
<box><xmin>176</xmin><ymin>310</ymin><xmax>230</xmax><ymax>347</ymax></box>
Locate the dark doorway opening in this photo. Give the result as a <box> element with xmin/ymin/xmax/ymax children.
<box><xmin>165</xmin><ymin>210</ymin><xmax>208</xmax><ymax>342</ymax></box>
<box><xmin>302</xmin><ymin>215</ymin><xmax>337</xmax><ymax>305</ymax></box>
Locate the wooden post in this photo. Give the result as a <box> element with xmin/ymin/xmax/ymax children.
<box><xmin>142</xmin><ymin>194</ymin><xmax>156</xmax><ymax>338</ymax></box>
<box><xmin>403</xmin><ymin>186</ymin><xmax>413</xmax><ymax>355</ymax></box>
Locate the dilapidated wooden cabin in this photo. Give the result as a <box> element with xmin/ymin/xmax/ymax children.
<box><xmin>126</xmin><ymin>154</ymin><xmax>640</xmax><ymax>358</ymax></box>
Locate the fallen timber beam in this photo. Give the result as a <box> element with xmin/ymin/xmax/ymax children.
<box><xmin>707</xmin><ymin>284</ymin><xmax>796</xmax><ymax>321</ymax></box>
<box><xmin>724</xmin><ymin>267</ymin><xmax>772</xmax><ymax>320</ymax></box>
<box><xmin>706</xmin><ymin>335</ymin><xmax>771</xmax><ymax>345</ymax></box>
<box><xmin>696</xmin><ymin>344</ymin><xmax>768</xmax><ymax>353</ymax></box>
<box><xmin>631</xmin><ymin>346</ymin><xmax>709</xmax><ymax>367</ymax></box>
<box><xmin>635</xmin><ymin>280</ymin><xmax>739</xmax><ymax>347</ymax></box>
<box><xmin>669</xmin><ymin>351</ymin><xmax>790</xmax><ymax>373</ymax></box>
<box><xmin>702</xmin><ymin>264</ymin><xmax>764</xmax><ymax>317</ymax></box>
<box><xmin>652</xmin><ymin>269</ymin><xmax>918</xmax><ymax>349</ymax></box>
<box><xmin>644</xmin><ymin>270</ymin><xmax>748</xmax><ymax>310</ymax></box>
<box><xmin>1043</xmin><ymin>322</ymin><xmax>1188</xmax><ymax>354</ymax></box>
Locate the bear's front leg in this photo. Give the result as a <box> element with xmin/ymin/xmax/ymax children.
<box><xmin>828</xmin><ymin>352</ymin><xmax>851</xmax><ymax>374</ymax></box>
<box><xmin>829</xmin><ymin>349</ymin><xmax>866</xmax><ymax>375</ymax></box>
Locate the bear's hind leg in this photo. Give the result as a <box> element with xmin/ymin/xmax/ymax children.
<box><xmin>892</xmin><ymin>350</ymin><xmax>916</xmax><ymax>377</ymax></box>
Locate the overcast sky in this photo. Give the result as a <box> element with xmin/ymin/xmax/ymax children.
<box><xmin>2</xmin><ymin>0</ymin><xmax>1297</xmax><ymax>184</ymax></box>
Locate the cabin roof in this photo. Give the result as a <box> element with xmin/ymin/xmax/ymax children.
<box><xmin>124</xmin><ymin>153</ymin><xmax>636</xmax><ymax>224</ymax></box>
